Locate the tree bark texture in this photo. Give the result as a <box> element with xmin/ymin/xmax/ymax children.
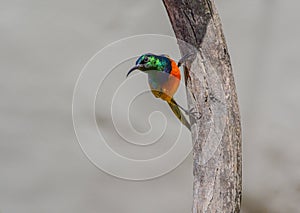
<box><xmin>162</xmin><ymin>0</ymin><xmax>242</xmax><ymax>212</ymax></box>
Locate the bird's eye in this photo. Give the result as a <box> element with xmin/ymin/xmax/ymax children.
<box><xmin>143</xmin><ymin>56</ymin><xmax>149</xmax><ymax>63</ymax></box>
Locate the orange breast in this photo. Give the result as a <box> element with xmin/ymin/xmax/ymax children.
<box><xmin>169</xmin><ymin>59</ymin><xmax>181</xmax><ymax>80</ymax></box>
<box><xmin>148</xmin><ymin>59</ymin><xmax>182</xmax><ymax>102</ymax></box>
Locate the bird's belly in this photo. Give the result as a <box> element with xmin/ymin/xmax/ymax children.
<box><xmin>148</xmin><ymin>72</ymin><xmax>180</xmax><ymax>102</ymax></box>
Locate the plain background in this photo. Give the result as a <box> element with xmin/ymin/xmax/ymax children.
<box><xmin>1</xmin><ymin>0</ymin><xmax>300</xmax><ymax>212</ymax></box>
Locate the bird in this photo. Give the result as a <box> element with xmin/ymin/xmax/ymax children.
<box><xmin>126</xmin><ymin>53</ymin><xmax>194</xmax><ymax>131</ymax></box>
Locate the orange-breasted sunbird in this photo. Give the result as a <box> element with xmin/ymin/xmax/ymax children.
<box><xmin>126</xmin><ymin>53</ymin><xmax>194</xmax><ymax>131</ymax></box>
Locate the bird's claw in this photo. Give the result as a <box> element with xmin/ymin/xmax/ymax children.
<box><xmin>177</xmin><ymin>52</ymin><xmax>197</xmax><ymax>67</ymax></box>
<box><xmin>184</xmin><ymin>107</ymin><xmax>202</xmax><ymax>120</ymax></box>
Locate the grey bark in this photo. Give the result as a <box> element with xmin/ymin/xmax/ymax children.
<box><xmin>162</xmin><ymin>0</ymin><xmax>242</xmax><ymax>212</ymax></box>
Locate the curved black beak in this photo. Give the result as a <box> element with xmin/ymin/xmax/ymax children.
<box><xmin>126</xmin><ymin>65</ymin><xmax>142</xmax><ymax>78</ymax></box>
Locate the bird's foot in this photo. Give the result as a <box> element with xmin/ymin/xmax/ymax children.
<box><xmin>184</xmin><ymin>107</ymin><xmax>202</xmax><ymax>120</ymax></box>
<box><xmin>177</xmin><ymin>52</ymin><xmax>197</xmax><ymax>67</ymax></box>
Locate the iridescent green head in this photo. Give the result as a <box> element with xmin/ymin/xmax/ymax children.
<box><xmin>126</xmin><ymin>53</ymin><xmax>171</xmax><ymax>77</ymax></box>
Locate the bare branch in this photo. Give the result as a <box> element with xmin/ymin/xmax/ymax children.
<box><xmin>162</xmin><ymin>0</ymin><xmax>242</xmax><ymax>212</ymax></box>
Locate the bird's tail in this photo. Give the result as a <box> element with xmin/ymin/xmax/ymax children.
<box><xmin>167</xmin><ymin>98</ymin><xmax>191</xmax><ymax>131</ymax></box>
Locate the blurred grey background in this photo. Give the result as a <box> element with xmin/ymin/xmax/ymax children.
<box><xmin>1</xmin><ymin>0</ymin><xmax>300</xmax><ymax>212</ymax></box>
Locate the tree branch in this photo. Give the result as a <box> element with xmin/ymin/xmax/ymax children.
<box><xmin>162</xmin><ymin>0</ymin><xmax>242</xmax><ymax>212</ymax></box>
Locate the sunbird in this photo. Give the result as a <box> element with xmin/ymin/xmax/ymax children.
<box><xmin>126</xmin><ymin>53</ymin><xmax>194</xmax><ymax>131</ymax></box>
